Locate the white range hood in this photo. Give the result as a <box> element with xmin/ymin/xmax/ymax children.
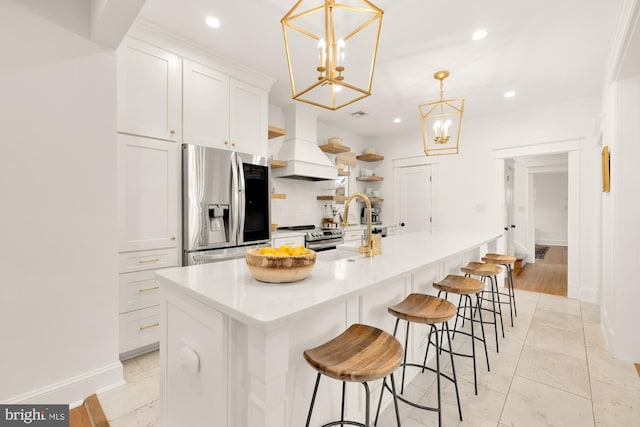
<box><xmin>272</xmin><ymin>104</ymin><xmax>337</xmax><ymax>181</ymax></box>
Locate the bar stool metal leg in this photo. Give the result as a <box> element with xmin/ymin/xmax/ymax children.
<box><xmin>444</xmin><ymin>321</ymin><xmax>462</xmax><ymax>420</ymax></box>
<box><xmin>491</xmin><ymin>275</ymin><xmax>506</xmax><ymax>338</ymax></box>
<box><xmin>507</xmin><ymin>264</ymin><xmax>518</xmax><ymax>317</ymax></box>
<box><xmin>306</xmin><ymin>373</ymin><xmax>322</xmax><ymax>427</ymax></box>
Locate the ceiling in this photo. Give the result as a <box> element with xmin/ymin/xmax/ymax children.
<box><xmin>138</xmin><ymin>0</ymin><xmax>624</xmax><ymax>138</ymax></box>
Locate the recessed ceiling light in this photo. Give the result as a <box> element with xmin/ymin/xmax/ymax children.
<box><xmin>393</xmin><ymin>118</ymin><xmax>402</xmax><ymax>124</ymax></box>
<box><xmin>504</xmin><ymin>91</ymin><xmax>516</xmax><ymax>98</ymax></box>
<box><xmin>472</xmin><ymin>30</ymin><xmax>487</xmax><ymax>41</ymax></box>
<box><xmin>205</xmin><ymin>16</ymin><xmax>220</xmax><ymax>28</ymax></box>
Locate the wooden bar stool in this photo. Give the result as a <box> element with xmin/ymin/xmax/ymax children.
<box><xmin>432</xmin><ymin>275</ymin><xmax>490</xmax><ymax>395</ymax></box>
<box><xmin>375</xmin><ymin>293</ymin><xmax>462</xmax><ymax>427</ymax></box>
<box><xmin>461</xmin><ymin>261</ymin><xmax>505</xmax><ymax>353</ymax></box>
<box><xmin>303</xmin><ymin>323</ymin><xmax>403</xmax><ymax>427</ymax></box>
<box><xmin>482</xmin><ymin>253</ymin><xmax>518</xmax><ymax>326</ymax></box>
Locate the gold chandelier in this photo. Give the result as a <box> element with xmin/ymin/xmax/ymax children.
<box><xmin>418</xmin><ymin>70</ymin><xmax>465</xmax><ymax>156</ymax></box>
<box><xmin>281</xmin><ymin>0</ymin><xmax>383</xmax><ymax>111</ymax></box>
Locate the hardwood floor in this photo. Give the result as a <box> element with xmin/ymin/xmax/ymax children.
<box><xmin>512</xmin><ymin>246</ymin><xmax>568</xmax><ymax>296</ymax></box>
<box><xmin>70</xmin><ymin>394</ymin><xmax>109</xmax><ymax>427</ymax></box>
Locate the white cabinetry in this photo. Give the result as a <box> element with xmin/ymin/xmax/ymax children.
<box><xmin>183</xmin><ymin>59</ymin><xmax>268</xmax><ymax>156</ymax></box>
<box><xmin>344</xmin><ymin>227</ymin><xmax>365</xmax><ymax>242</ymax></box>
<box><xmin>272</xmin><ymin>234</ymin><xmax>305</xmax><ymax>248</ymax></box>
<box><xmin>182</xmin><ymin>60</ymin><xmax>229</xmax><ymax>148</ymax></box>
<box><xmin>116</xmin><ymin>132</ymin><xmax>178</xmax><ymax>357</ymax></box>
<box><xmin>117</xmin><ymin>37</ymin><xmax>180</xmax><ymax>141</ymax></box>
<box><xmin>116</xmin><ymin>29</ymin><xmax>272</xmax><ymax>357</ymax></box>
<box><xmin>117</xmin><ymin>133</ymin><xmax>178</xmax><ymax>253</ymax></box>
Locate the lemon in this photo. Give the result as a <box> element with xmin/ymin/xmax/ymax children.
<box><xmin>260</xmin><ymin>247</ymin><xmax>276</xmax><ymax>255</ymax></box>
<box><xmin>273</xmin><ymin>251</ymin><xmax>290</xmax><ymax>257</ymax></box>
<box><xmin>291</xmin><ymin>249</ymin><xmax>306</xmax><ymax>256</ymax></box>
<box><xmin>277</xmin><ymin>245</ymin><xmax>293</xmax><ymax>255</ymax></box>
<box><xmin>293</xmin><ymin>245</ymin><xmax>306</xmax><ymax>252</ymax></box>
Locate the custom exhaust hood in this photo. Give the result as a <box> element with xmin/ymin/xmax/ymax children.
<box><xmin>272</xmin><ymin>104</ymin><xmax>338</xmax><ymax>181</ymax></box>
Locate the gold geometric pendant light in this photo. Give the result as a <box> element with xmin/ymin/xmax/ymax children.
<box><xmin>419</xmin><ymin>70</ymin><xmax>465</xmax><ymax>156</ymax></box>
<box><xmin>281</xmin><ymin>0</ymin><xmax>384</xmax><ymax>111</ymax></box>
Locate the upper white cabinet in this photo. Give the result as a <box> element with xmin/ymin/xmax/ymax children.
<box><xmin>183</xmin><ymin>59</ymin><xmax>268</xmax><ymax>156</ymax></box>
<box><xmin>229</xmin><ymin>79</ymin><xmax>268</xmax><ymax>156</ymax></box>
<box><xmin>117</xmin><ymin>38</ymin><xmax>181</xmax><ymax>141</ymax></box>
<box><xmin>117</xmin><ymin>133</ymin><xmax>178</xmax><ymax>252</ymax></box>
<box><xmin>183</xmin><ymin>60</ymin><xmax>229</xmax><ymax>148</ymax></box>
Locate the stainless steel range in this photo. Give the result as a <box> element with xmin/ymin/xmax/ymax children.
<box><xmin>278</xmin><ymin>225</ymin><xmax>344</xmax><ymax>252</ymax></box>
<box><xmin>305</xmin><ymin>227</ymin><xmax>344</xmax><ymax>251</ymax></box>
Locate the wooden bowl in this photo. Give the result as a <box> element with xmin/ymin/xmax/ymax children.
<box><xmin>245</xmin><ymin>248</ymin><xmax>317</xmax><ymax>283</ymax></box>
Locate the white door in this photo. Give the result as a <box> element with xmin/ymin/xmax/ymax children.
<box><xmin>229</xmin><ymin>79</ymin><xmax>268</xmax><ymax>156</ymax></box>
<box><xmin>117</xmin><ymin>133</ymin><xmax>178</xmax><ymax>252</ymax></box>
<box><xmin>117</xmin><ymin>37</ymin><xmax>180</xmax><ymax>141</ymax></box>
<box><xmin>395</xmin><ymin>165</ymin><xmax>432</xmax><ymax>233</ymax></box>
<box><xmin>505</xmin><ymin>165</ymin><xmax>515</xmax><ymax>255</ymax></box>
<box><xmin>183</xmin><ymin>59</ymin><xmax>230</xmax><ymax>149</ymax></box>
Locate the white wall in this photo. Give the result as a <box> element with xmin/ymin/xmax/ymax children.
<box><xmin>601</xmin><ymin>76</ymin><xmax>640</xmax><ymax>362</ymax></box>
<box><xmin>0</xmin><ymin>1</ymin><xmax>121</xmax><ymax>403</ymax></box>
<box><xmin>368</xmin><ymin>96</ymin><xmax>602</xmax><ymax>301</ymax></box>
<box><xmin>534</xmin><ymin>172</ymin><xmax>569</xmax><ymax>246</ymax></box>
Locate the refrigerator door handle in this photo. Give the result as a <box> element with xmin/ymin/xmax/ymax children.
<box><xmin>237</xmin><ymin>155</ymin><xmax>247</xmax><ymax>244</ymax></box>
<box><xmin>230</xmin><ymin>152</ymin><xmax>239</xmax><ymax>245</ymax></box>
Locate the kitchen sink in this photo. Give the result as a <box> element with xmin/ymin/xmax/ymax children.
<box><xmin>316</xmin><ymin>249</ymin><xmax>359</xmax><ymax>261</ymax></box>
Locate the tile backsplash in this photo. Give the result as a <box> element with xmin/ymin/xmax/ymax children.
<box><xmin>270</xmin><ymin>178</ymin><xmax>361</xmax><ymax>227</ymax></box>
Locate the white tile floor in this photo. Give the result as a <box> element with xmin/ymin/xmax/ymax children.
<box><xmin>98</xmin><ymin>290</ymin><xmax>640</xmax><ymax>426</ymax></box>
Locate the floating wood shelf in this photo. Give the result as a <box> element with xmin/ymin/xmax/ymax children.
<box><xmin>316</xmin><ymin>195</ymin><xmax>348</xmax><ymax>203</ymax></box>
<box><xmin>271</xmin><ymin>193</ymin><xmax>286</xmax><ymax>199</ymax></box>
<box><xmin>357</xmin><ymin>153</ymin><xmax>384</xmax><ymax>162</ymax></box>
<box><xmin>370</xmin><ymin>198</ymin><xmax>384</xmax><ymax>203</ymax></box>
<box><xmin>268</xmin><ymin>125</ymin><xmax>286</xmax><ymax>140</ymax></box>
<box><xmin>356</xmin><ymin>176</ymin><xmax>384</xmax><ymax>182</ymax></box>
<box><xmin>270</xmin><ymin>159</ymin><xmax>286</xmax><ymax>169</ymax></box>
<box><xmin>338</xmin><ymin>169</ymin><xmax>350</xmax><ymax>176</ymax></box>
<box><xmin>319</xmin><ymin>142</ymin><xmax>351</xmax><ymax>154</ymax></box>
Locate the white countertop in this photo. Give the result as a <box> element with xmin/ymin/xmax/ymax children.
<box><xmin>156</xmin><ymin>230</ymin><xmax>501</xmax><ymax>331</ymax></box>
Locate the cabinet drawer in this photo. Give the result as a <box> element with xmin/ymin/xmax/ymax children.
<box><xmin>119</xmin><ymin>270</ymin><xmax>162</xmax><ymax>314</ymax></box>
<box><xmin>344</xmin><ymin>229</ymin><xmax>364</xmax><ymax>242</ymax></box>
<box><xmin>119</xmin><ymin>306</ymin><xmax>161</xmax><ymax>355</ymax></box>
<box><xmin>272</xmin><ymin>235</ymin><xmax>305</xmax><ymax>248</ymax></box>
<box><xmin>118</xmin><ymin>248</ymin><xmax>177</xmax><ymax>273</ymax></box>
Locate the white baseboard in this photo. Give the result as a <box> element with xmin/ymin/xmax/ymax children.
<box><xmin>535</xmin><ymin>239</ymin><xmax>568</xmax><ymax>246</ymax></box>
<box><xmin>4</xmin><ymin>361</ymin><xmax>123</xmax><ymax>405</ymax></box>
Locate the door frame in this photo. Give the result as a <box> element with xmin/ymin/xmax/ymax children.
<box><xmin>495</xmin><ymin>139</ymin><xmax>582</xmax><ymax>299</ymax></box>
<box><xmin>392</xmin><ymin>156</ymin><xmax>438</xmax><ymax>231</ymax></box>
<box><xmin>504</xmin><ymin>160</ymin><xmax>515</xmax><ymax>256</ymax></box>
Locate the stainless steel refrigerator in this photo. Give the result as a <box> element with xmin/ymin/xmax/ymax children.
<box><xmin>182</xmin><ymin>144</ymin><xmax>271</xmax><ymax>265</ymax></box>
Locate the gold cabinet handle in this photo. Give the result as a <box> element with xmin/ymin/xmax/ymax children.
<box><xmin>170</xmin><ymin>236</ymin><xmax>176</xmax><ymax>240</ymax></box>
<box><xmin>170</xmin><ymin>129</ymin><xmax>176</xmax><ymax>135</ymax></box>
<box><xmin>232</xmin><ymin>142</ymin><xmax>236</xmax><ymax>147</ymax></box>
<box><xmin>139</xmin><ymin>258</ymin><xmax>160</xmax><ymax>264</ymax></box>
<box><xmin>139</xmin><ymin>322</ymin><xmax>159</xmax><ymax>331</ymax></box>
<box><xmin>139</xmin><ymin>286</ymin><xmax>159</xmax><ymax>293</ymax></box>
<box><xmin>224</xmin><ymin>141</ymin><xmax>229</xmax><ymax>145</ymax></box>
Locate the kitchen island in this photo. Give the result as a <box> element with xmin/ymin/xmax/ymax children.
<box><xmin>156</xmin><ymin>230</ymin><xmax>501</xmax><ymax>427</ymax></box>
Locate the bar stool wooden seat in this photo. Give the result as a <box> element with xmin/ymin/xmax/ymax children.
<box><xmin>303</xmin><ymin>323</ymin><xmax>403</xmax><ymax>427</ymax></box>
<box><xmin>461</xmin><ymin>261</ymin><xmax>505</xmax><ymax>353</ymax></box>
<box><xmin>433</xmin><ymin>275</ymin><xmax>490</xmax><ymax>395</ymax></box>
<box><xmin>375</xmin><ymin>293</ymin><xmax>462</xmax><ymax>427</ymax></box>
<box><xmin>482</xmin><ymin>253</ymin><xmax>518</xmax><ymax>326</ymax></box>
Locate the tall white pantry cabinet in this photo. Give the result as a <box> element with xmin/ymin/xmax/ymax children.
<box><xmin>116</xmin><ymin>31</ymin><xmax>273</xmax><ymax>357</ymax></box>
